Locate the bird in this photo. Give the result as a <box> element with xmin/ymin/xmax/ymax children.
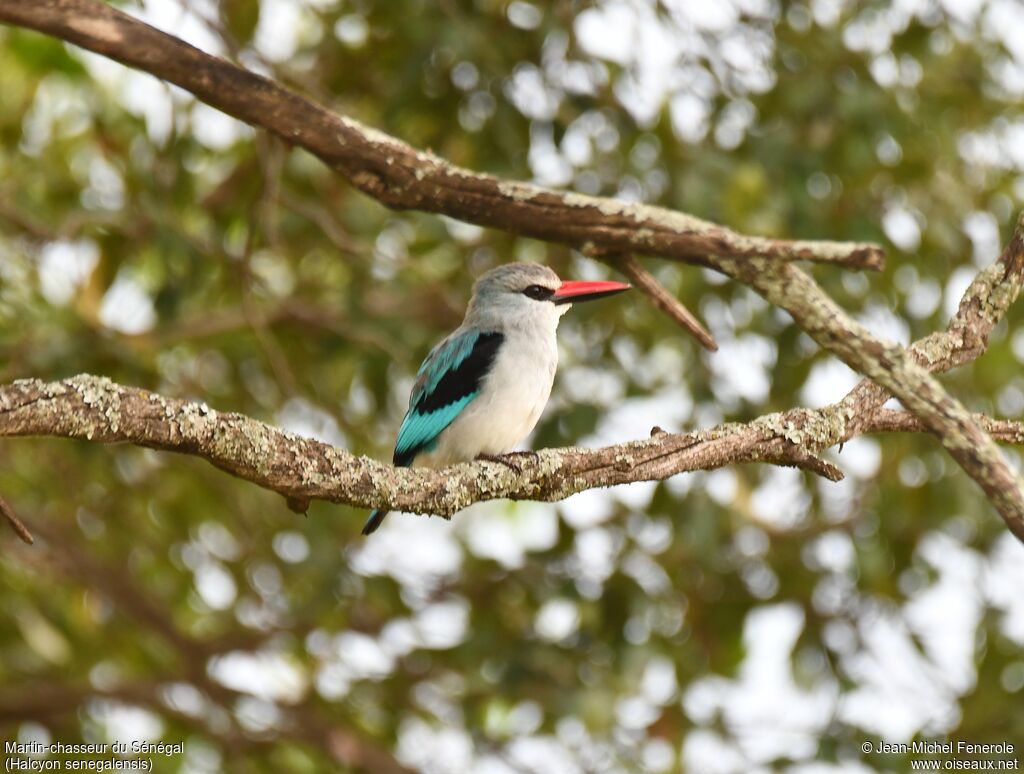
<box><xmin>362</xmin><ymin>262</ymin><xmax>630</xmax><ymax>535</ymax></box>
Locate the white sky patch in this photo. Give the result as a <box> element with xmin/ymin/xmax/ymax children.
<box><xmin>82</xmin><ymin>154</ymin><xmax>125</xmax><ymax>211</ymax></box>
<box><xmin>191</xmin><ymin>102</ymin><xmax>254</xmax><ymax>150</ymax></box>
<box><xmin>460</xmin><ymin>501</ymin><xmax>558</xmax><ymax>569</ymax></box>
<box><xmin>507</xmin><ymin>64</ymin><xmax>561</xmax><ymax>122</ymax></box>
<box><xmin>641</xmin><ymin>656</ymin><xmax>679</xmax><ymax>705</ymax></box>
<box><xmin>983</xmin><ymin>532</ymin><xmax>1024</xmax><ymax>644</ymax></box>
<box><xmin>193</xmin><ymin>562</ymin><xmax>236</xmax><ymax>610</ymax></box>
<box><xmin>714</xmin><ymin>99</ymin><xmax>757</xmax><ymax>150</ymax></box>
<box><xmin>670</xmin><ymin>93</ymin><xmax>711</xmax><ymax>144</ymax></box>
<box><xmin>574</xmin><ymin>0</ymin><xmax>774</xmax><ymax>132</ymax></box>
<box><xmin>570</xmin><ymin>527</ymin><xmax>620</xmax><ymax>595</ymax></box>
<box><xmin>962</xmin><ymin>210</ymin><xmax>1002</xmax><ymax>267</ymax></box>
<box><xmin>616</xmin><ymin>694</ymin><xmax>661</xmax><ymax>729</ymax></box>
<box><xmin>332</xmin><ymin>631</ymin><xmax>394</xmax><ymax>679</ymax></box>
<box><xmin>139</xmin><ymin>0</ymin><xmax>225</xmax><ymax>55</ymax></box>
<box><xmin>209</xmin><ymin>650</ymin><xmax>307</xmax><ymax>703</ymax></box>
<box><xmin>943</xmin><ymin>266</ymin><xmax>977</xmax><ymax>319</ymax></box>
<box><xmin>161</xmin><ymin>683</ymin><xmax>209</xmax><ymax>718</ymax></box>
<box><xmin>683</xmin><ymin>604</ymin><xmax>836</xmax><ymax>769</ymax></box>
<box><xmin>833</xmin><ymin>436</ymin><xmax>882</xmax><ymax>480</ymax></box>
<box><xmin>505</xmin><ymin>736</ymin><xmax>583</xmax><ymax>774</ymax></box>
<box><xmin>198</xmin><ymin>521</ymin><xmax>242</xmax><ymax>561</ymax></box>
<box><xmin>254</xmin><ymin>0</ymin><xmax>305</xmax><ymax>62</ymax></box>
<box><xmin>558</xmin><ymin>487</ymin><xmax>616</xmax><ymax>529</ymax></box>
<box><xmin>349</xmin><ymin>514</ymin><xmax>463</xmax><ymax>590</ymax></box>
<box><xmin>582</xmin><ymin>390</ymin><xmax>693</xmax><ymax>447</ymax></box>
<box><xmin>574</xmin><ymin>3</ymin><xmax>636</xmax><ymax>64</ymax></box>
<box><xmin>614</xmin><ymin>480</ymin><xmax>658</xmax><ymax>511</ymax></box>
<box><xmin>811</xmin><ymin>530</ymin><xmax>856</xmax><ymax>574</ymax></box>
<box><xmin>415</xmin><ymin>598</ymin><xmax>470</xmax><ymax>650</ymax></box>
<box><xmin>709</xmin><ymin>333</ymin><xmax>777</xmax><ymax>406</ymax></box>
<box><xmin>906</xmin><ymin>276</ymin><xmax>942</xmax><ymax>319</ymax></box>
<box><xmin>674</xmin><ymin>0</ymin><xmax>740</xmax><ymax>32</ymax></box>
<box><xmin>613</xmin><ymin>16</ymin><xmax>681</xmax><ymax>126</ymax></box>
<box><xmin>882</xmin><ymin>205</ymin><xmax>922</xmax><ymax>252</ymax></box>
<box><xmin>120</xmin><ymin>71</ymin><xmax>174</xmax><ymax>146</ymax></box>
<box><xmin>334</xmin><ymin>14</ymin><xmax>369</xmax><ymax>48</ymax></box>
<box><xmin>90</xmin><ymin>703</ymin><xmax>164</xmax><ymax>745</ymax></box>
<box><xmin>750</xmin><ymin>468</ymin><xmax>811</xmax><ymax>528</ymax></box>
<box><xmin>621</xmin><ymin>549</ymin><xmax>672</xmax><ymax>595</ymax></box>
<box><xmin>984</xmin><ymin>0</ymin><xmax>1024</xmax><ymax>62</ymax></box>
<box><xmin>904</xmin><ymin>534</ymin><xmax>983</xmax><ymax>695</ymax></box>
<box><xmin>379</xmin><ymin>618</ymin><xmax>419</xmax><ymax>659</ymax></box>
<box><xmin>398</xmin><ymin>718</ymin><xmax>477</xmax><ymax>774</ymax></box>
<box><xmin>856</xmin><ymin>299</ymin><xmax>911</xmax><ymax>346</ymax></box>
<box><xmin>527</xmin><ymin>122</ymin><xmax>573</xmax><ymax>186</ymax></box>
<box><xmin>706</xmin><ymin>469</ymin><xmax>738</xmax><ymax>507</ymax></box>
<box><xmin>442</xmin><ymin>216</ymin><xmax>485</xmax><ymax>244</ymax></box>
<box><xmin>799</xmin><ymin>358</ymin><xmax>860</xmax><ymax>407</ymax></box>
<box><xmin>37</xmin><ymin>239</ymin><xmax>99</xmax><ymax>305</ymax></box>
<box><xmin>98</xmin><ymin>273</ymin><xmax>157</xmax><ymax>334</ymax></box>
<box><xmin>941</xmin><ymin>0</ymin><xmax>986</xmax><ymax>25</ymax></box>
<box><xmin>508</xmin><ymin>1</ymin><xmax>543</xmax><ymax>30</ymax></box>
<box><xmin>276</xmin><ymin>397</ymin><xmax>347</xmax><ymax>447</ymax></box>
<box><xmin>534</xmin><ymin>598</ymin><xmax>581</xmax><ymax>642</ymax></box>
<box><xmin>839</xmin><ymin>604</ymin><xmax>962</xmax><ymax>741</ymax></box>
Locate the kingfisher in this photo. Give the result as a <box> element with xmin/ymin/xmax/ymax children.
<box><xmin>362</xmin><ymin>262</ymin><xmax>630</xmax><ymax>535</ymax></box>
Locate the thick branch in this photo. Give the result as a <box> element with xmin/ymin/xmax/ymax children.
<box><xmin>0</xmin><ymin>0</ymin><xmax>882</xmax><ymax>272</ymax></box>
<box><xmin>0</xmin><ymin>375</ymin><xmax>844</xmax><ymax>517</ymax></box>
<box><xmin>1</xmin><ymin>373</ymin><xmax>1022</xmax><ymax>523</ymax></box>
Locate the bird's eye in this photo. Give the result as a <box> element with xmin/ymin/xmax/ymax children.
<box><xmin>522</xmin><ymin>285</ymin><xmax>552</xmax><ymax>300</ymax></box>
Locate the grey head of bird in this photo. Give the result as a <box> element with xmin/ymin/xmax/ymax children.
<box><xmin>463</xmin><ymin>262</ymin><xmax>630</xmax><ymax>331</ymax></box>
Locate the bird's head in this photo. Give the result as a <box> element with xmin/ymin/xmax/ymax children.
<box><xmin>466</xmin><ymin>263</ymin><xmax>630</xmax><ymax>330</ymax></box>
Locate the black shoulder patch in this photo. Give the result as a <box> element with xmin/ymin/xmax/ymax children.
<box><xmin>415</xmin><ymin>332</ymin><xmax>504</xmax><ymax>414</ymax></box>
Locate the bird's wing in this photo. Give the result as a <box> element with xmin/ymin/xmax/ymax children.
<box><xmin>392</xmin><ymin>329</ymin><xmax>505</xmax><ymax>466</ymax></box>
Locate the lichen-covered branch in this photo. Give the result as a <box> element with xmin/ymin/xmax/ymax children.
<box><xmin>0</xmin><ymin>374</ymin><xmax>833</xmax><ymax>517</ymax></box>
<box><xmin>0</xmin><ymin>0</ymin><xmax>882</xmax><ymax>272</ymax></box>
<box><xmin>0</xmin><ymin>370</ymin><xmax>1021</xmax><ymax>523</ymax></box>
<box><xmin>713</xmin><ymin>214</ymin><xmax>1024</xmax><ymax>541</ymax></box>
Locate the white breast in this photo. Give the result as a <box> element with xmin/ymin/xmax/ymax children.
<box><xmin>417</xmin><ymin>325</ymin><xmax>558</xmax><ymax>468</ymax></box>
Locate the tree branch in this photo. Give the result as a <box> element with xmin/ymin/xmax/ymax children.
<box><xmin>0</xmin><ymin>0</ymin><xmax>882</xmax><ymax>272</ymax></box>
<box><xmin>863</xmin><ymin>409</ymin><xmax>1024</xmax><ymax>443</ymax></box>
<box><xmin>612</xmin><ymin>254</ymin><xmax>718</xmax><ymax>351</ymax></box>
<box><xmin>0</xmin><ymin>367</ymin><xmax>1021</xmax><ymax>522</ymax></box>
<box><xmin>0</xmin><ymin>495</ymin><xmax>32</xmax><ymax>544</ymax></box>
<box><xmin>713</xmin><ymin>217</ymin><xmax>1024</xmax><ymax>541</ymax></box>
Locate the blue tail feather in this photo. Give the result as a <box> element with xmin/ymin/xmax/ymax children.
<box><xmin>362</xmin><ymin>509</ymin><xmax>388</xmax><ymax>535</ymax></box>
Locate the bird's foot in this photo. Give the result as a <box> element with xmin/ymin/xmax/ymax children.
<box><xmin>476</xmin><ymin>451</ymin><xmax>539</xmax><ymax>474</ymax></box>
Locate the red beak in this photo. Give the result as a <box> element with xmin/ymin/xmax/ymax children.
<box><xmin>552</xmin><ymin>279</ymin><xmax>631</xmax><ymax>305</ymax></box>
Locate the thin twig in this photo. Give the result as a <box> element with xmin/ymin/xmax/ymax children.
<box><xmin>0</xmin><ymin>495</ymin><xmax>33</xmax><ymax>544</ymax></box>
<box><xmin>613</xmin><ymin>253</ymin><xmax>718</xmax><ymax>351</ymax></box>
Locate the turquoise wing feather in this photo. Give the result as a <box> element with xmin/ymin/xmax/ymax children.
<box><xmin>362</xmin><ymin>329</ymin><xmax>504</xmax><ymax>535</ymax></box>
<box><xmin>392</xmin><ymin>329</ymin><xmax>504</xmax><ymax>465</ymax></box>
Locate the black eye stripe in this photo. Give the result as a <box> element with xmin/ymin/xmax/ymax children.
<box><xmin>522</xmin><ymin>285</ymin><xmax>554</xmax><ymax>300</ymax></box>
